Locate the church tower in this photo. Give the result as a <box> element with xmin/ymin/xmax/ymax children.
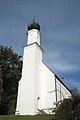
<box><xmin>15</xmin><ymin>19</ymin><xmax>71</xmax><ymax>115</ymax></box>
<box><xmin>27</xmin><ymin>18</ymin><xmax>40</xmax><ymax>45</ymax></box>
<box><xmin>15</xmin><ymin>19</ymin><xmax>43</xmax><ymax>115</ymax></box>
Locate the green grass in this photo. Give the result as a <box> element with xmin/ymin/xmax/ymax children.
<box><xmin>0</xmin><ymin>115</ymin><xmax>54</xmax><ymax>120</ymax></box>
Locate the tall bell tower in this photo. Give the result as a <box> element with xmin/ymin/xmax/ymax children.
<box><xmin>27</xmin><ymin>18</ymin><xmax>40</xmax><ymax>45</ymax></box>
<box><xmin>15</xmin><ymin>19</ymin><xmax>43</xmax><ymax>115</ymax></box>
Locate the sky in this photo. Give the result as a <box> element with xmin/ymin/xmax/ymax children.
<box><xmin>0</xmin><ymin>0</ymin><xmax>80</xmax><ymax>91</ymax></box>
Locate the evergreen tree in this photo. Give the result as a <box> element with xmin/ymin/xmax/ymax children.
<box><xmin>0</xmin><ymin>46</ymin><xmax>22</xmax><ymax>114</ymax></box>
<box><xmin>0</xmin><ymin>70</ymin><xmax>3</xmax><ymax>105</ymax></box>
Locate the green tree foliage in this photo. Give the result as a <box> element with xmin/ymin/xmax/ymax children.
<box><xmin>0</xmin><ymin>70</ymin><xmax>3</xmax><ymax>105</ymax></box>
<box><xmin>54</xmin><ymin>88</ymin><xmax>80</xmax><ymax>120</ymax></box>
<box><xmin>0</xmin><ymin>46</ymin><xmax>22</xmax><ymax>114</ymax></box>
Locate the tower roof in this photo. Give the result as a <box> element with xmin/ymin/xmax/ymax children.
<box><xmin>27</xmin><ymin>18</ymin><xmax>40</xmax><ymax>31</ymax></box>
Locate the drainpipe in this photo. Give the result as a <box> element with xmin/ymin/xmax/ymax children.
<box><xmin>55</xmin><ymin>75</ymin><xmax>57</xmax><ymax>107</ymax></box>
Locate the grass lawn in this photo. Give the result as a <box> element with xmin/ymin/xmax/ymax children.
<box><xmin>0</xmin><ymin>115</ymin><xmax>54</xmax><ymax>120</ymax></box>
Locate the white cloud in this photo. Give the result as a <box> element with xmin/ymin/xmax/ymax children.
<box><xmin>44</xmin><ymin>51</ymin><xmax>78</xmax><ymax>72</ymax></box>
<box><xmin>52</xmin><ymin>63</ymin><xmax>77</xmax><ymax>72</ymax></box>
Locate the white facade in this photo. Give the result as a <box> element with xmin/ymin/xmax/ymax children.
<box><xmin>15</xmin><ymin>22</ymin><xmax>71</xmax><ymax>115</ymax></box>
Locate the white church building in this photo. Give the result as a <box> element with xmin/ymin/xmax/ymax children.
<box><xmin>15</xmin><ymin>19</ymin><xmax>71</xmax><ymax>115</ymax></box>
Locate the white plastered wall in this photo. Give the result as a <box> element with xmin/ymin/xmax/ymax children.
<box><xmin>27</xmin><ymin>29</ymin><xmax>40</xmax><ymax>45</ymax></box>
<box><xmin>16</xmin><ymin>43</ymin><xmax>43</xmax><ymax>115</ymax></box>
<box><xmin>56</xmin><ymin>78</ymin><xmax>71</xmax><ymax>101</ymax></box>
<box><xmin>40</xmin><ymin>62</ymin><xmax>56</xmax><ymax>113</ymax></box>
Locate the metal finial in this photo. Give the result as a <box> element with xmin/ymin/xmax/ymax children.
<box><xmin>33</xmin><ymin>14</ymin><xmax>36</xmax><ymax>22</ymax></box>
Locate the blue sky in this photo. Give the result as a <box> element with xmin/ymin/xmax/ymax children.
<box><xmin>0</xmin><ymin>0</ymin><xmax>80</xmax><ymax>91</ymax></box>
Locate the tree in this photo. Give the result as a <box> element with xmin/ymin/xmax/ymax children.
<box><xmin>54</xmin><ymin>88</ymin><xmax>80</xmax><ymax>120</ymax></box>
<box><xmin>0</xmin><ymin>46</ymin><xmax>22</xmax><ymax>114</ymax></box>
<box><xmin>0</xmin><ymin>70</ymin><xmax>3</xmax><ymax>105</ymax></box>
